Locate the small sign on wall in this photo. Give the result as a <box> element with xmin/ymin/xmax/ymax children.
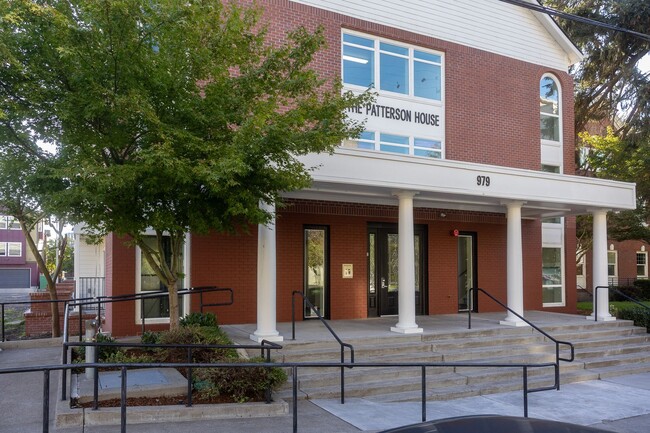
<box><xmin>342</xmin><ymin>264</ymin><xmax>353</xmax><ymax>279</ymax></box>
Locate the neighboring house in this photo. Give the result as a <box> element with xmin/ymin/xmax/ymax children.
<box><xmin>578</xmin><ymin>239</ymin><xmax>650</xmax><ymax>291</ymax></box>
<box><xmin>0</xmin><ymin>214</ymin><xmax>43</xmax><ymax>289</ymax></box>
<box><xmin>88</xmin><ymin>0</ymin><xmax>635</xmax><ymax>338</ymax></box>
<box><xmin>72</xmin><ymin>224</ymin><xmax>105</xmax><ymax>300</ymax></box>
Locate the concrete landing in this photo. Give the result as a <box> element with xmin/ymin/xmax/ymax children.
<box><xmin>73</xmin><ymin>368</ymin><xmax>187</xmax><ymax>404</ymax></box>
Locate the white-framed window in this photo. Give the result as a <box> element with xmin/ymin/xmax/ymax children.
<box><xmin>343</xmin><ymin>32</ymin><xmax>442</xmax><ymax>101</ymax></box>
<box><xmin>7</xmin><ymin>217</ymin><xmax>21</xmax><ymax>230</ymax></box>
<box><xmin>607</xmin><ymin>250</ymin><xmax>618</xmax><ymax>285</ymax></box>
<box><xmin>0</xmin><ymin>243</ymin><xmax>6</xmax><ymax>256</ymax></box>
<box><xmin>542</xmin><ymin>247</ymin><xmax>564</xmax><ymax>306</ymax></box>
<box><xmin>342</xmin><ymin>31</ymin><xmax>445</xmax><ymax>160</ymax></box>
<box><xmin>637</xmin><ymin>252</ymin><xmax>648</xmax><ymax>279</ymax></box>
<box><xmin>344</xmin><ymin>131</ymin><xmax>442</xmax><ymax>159</ymax></box>
<box><xmin>0</xmin><ymin>216</ymin><xmax>7</xmax><ymax>230</ymax></box>
<box><xmin>135</xmin><ymin>234</ymin><xmax>189</xmax><ymax>324</ymax></box>
<box><xmin>540</xmin><ymin>75</ymin><xmax>560</xmax><ymax>143</ymax></box>
<box><xmin>7</xmin><ymin>242</ymin><xmax>22</xmax><ymax>257</ymax></box>
<box><xmin>540</xmin><ymin>74</ymin><xmax>563</xmax><ymax>170</ymax></box>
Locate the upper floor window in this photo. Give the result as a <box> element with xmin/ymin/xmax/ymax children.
<box><xmin>637</xmin><ymin>252</ymin><xmax>648</xmax><ymax>279</ymax></box>
<box><xmin>540</xmin><ymin>76</ymin><xmax>560</xmax><ymax>142</ymax></box>
<box><xmin>0</xmin><ymin>216</ymin><xmax>6</xmax><ymax>230</ymax></box>
<box><xmin>608</xmin><ymin>250</ymin><xmax>618</xmax><ymax>279</ymax></box>
<box><xmin>343</xmin><ymin>33</ymin><xmax>442</xmax><ymax>101</ymax></box>
<box><xmin>7</xmin><ymin>242</ymin><xmax>22</xmax><ymax>257</ymax></box>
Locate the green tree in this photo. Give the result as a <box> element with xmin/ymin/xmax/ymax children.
<box><xmin>545</xmin><ymin>0</ymin><xmax>650</xmax><ymax>252</ymax></box>
<box><xmin>45</xmin><ymin>237</ymin><xmax>74</xmax><ymax>277</ymax></box>
<box><xmin>0</xmin><ymin>0</ymin><xmax>370</xmax><ymax>329</ymax></box>
<box><xmin>0</xmin><ymin>150</ymin><xmax>68</xmax><ymax>337</ymax></box>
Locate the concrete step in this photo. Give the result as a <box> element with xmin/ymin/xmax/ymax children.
<box><xmin>298</xmin><ymin>371</ymin><xmax>469</xmax><ymax>400</ymax></box>
<box><xmin>548</xmin><ymin>326</ymin><xmax>648</xmax><ymax>342</ymax></box>
<box><xmin>574</xmin><ymin>342</ymin><xmax>650</xmax><ymax>361</ymax></box>
<box><xmin>275</xmin><ymin>340</ymin><xmax>431</xmax><ymax>362</ymax></box>
<box><xmin>438</xmin><ymin>343</ymin><xmax>555</xmax><ymax>362</ymax></box>
<box><xmin>428</xmin><ymin>333</ymin><xmax>544</xmax><ymax>351</ymax></box>
<box><xmin>589</xmin><ymin>361</ymin><xmax>650</xmax><ymax>379</ymax></box>
<box><xmin>583</xmin><ymin>352</ymin><xmax>650</xmax><ymax>369</ymax></box>
<box><xmin>568</xmin><ymin>334</ymin><xmax>650</xmax><ymax>350</ymax></box>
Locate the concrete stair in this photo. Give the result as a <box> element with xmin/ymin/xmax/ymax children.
<box><xmin>271</xmin><ymin>319</ymin><xmax>650</xmax><ymax>402</ymax></box>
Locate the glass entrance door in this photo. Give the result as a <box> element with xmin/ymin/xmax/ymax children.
<box><xmin>368</xmin><ymin>224</ymin><xmax>426</xmax><ymax>317</ymax></box>
<box><xmin>304</xmin><ymin>226</ymin><xmax>329</xmax><ymax>319</ymax></box>
<box><xmin>458</xmin><ymin>233</ymin><xmax>477</xmax><ymax>312</ymax></box>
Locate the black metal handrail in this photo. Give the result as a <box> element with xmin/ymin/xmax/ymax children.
<box><xmin>0</xmin><ymin>358</ymin><xmax>556</xmax><ymax>433</ymax></box>
<box><xmin>291</xmin><ymin>290</ymin><xmax>355</xmax><ymax>404</ymax></box>
<box><xmin>61</xmin><ymin>340</ymin><xmax>282</xmax><ymax>406</ymax></box>
<box><xmin>593</xmin><ymin>285</ymin><xmax>650</xmax><ymax>322</ymax></box>
<box><xmin>63</xmin><ymin>286</ymin><xmax>234</xmax><ymax>342</ymax></box>
<box><xmin>467</xmin><ymin>288</ymin><xmax>574</xmax><ymax>390</ymax></box>
<box><xmin>58</xmin><ymin>286</ymin><xmax>234</xmax><ymax>399</ymax></box>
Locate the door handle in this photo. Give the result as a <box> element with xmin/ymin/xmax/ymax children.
<box><xmin>381</xmin><ymin>277</ymin><xmax>387</xmax><ymax>289</ymax></box>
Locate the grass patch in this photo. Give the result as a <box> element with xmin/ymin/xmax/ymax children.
<box><xmin>577</xmin><ymin>301</ymin><xmax>650</xmax><ymax>313</ymax></box>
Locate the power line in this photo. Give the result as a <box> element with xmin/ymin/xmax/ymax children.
<box><xmin>497</xmin><ymin>0</ymin><xmax>650</xmax><ymax>43</ymax></box>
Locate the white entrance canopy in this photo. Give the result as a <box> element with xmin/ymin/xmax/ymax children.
<box><xmin>287</xmin><ymin>150</ymin><xmax>636</xmax><ymax>217</ymax></box>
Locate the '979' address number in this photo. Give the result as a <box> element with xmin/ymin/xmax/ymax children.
<box><xmin>477</xmin><ymin>175</ymin><xmax>491</xmax><ymax>187</ymax></box>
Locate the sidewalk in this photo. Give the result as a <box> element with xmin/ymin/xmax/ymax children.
<box><xmin>0</xmin><ymin>340</ymin><xmax>649</xmax><ymax>433</ymax></box>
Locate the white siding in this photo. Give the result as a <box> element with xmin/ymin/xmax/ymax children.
<box><xmin>76</xmin><ymin>236</ymin><xmax>104</xmax><ymax>278</ymax></box>
<box><xmin>291</xmin><ymin>0</ymin><xmax>576</xmax><ymax>70</ymax></box>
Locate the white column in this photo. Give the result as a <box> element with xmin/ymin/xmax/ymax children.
<box><xmin>251</xmin><ymin>201</ymin><xmax>283</xmax><ymax>342</ymax></box>
<box><xmin>589</xmin><ymin>209</ymin><xmax>615</xmax><ymax>321</ymax></box>
<box><xmin>500</xmin><ymin>201</ymin><xmax>527</xmax><ymax>327</ymax></box>
<box><xmin>391</xmin><ymin>191</ymin><xmax>423</xmax><ymax>334</ymax></box>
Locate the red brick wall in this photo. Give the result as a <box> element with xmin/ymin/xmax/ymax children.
<box><xmin>247</xmin><ymin>0</ymin><xmax>574</xmax><ymax>171</ymax></box>
<box><xmin>584</xmin><ymin>239</ymin><xmax>650</xmax><ymax>290</ymax></box>
<box><xmin>103</xmin><ymin>233</ymin><xmax>137</xmax><ymax>336</ymax></box>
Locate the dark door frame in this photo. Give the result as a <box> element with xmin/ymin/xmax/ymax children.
<box><xmin>457</xmin><ymin>231</ymin><xmax>478</xmax><ymax>313</ymax></box>
<box><xmin>303</xmin><ymin>224</ymin><xmax>330</xmax><ymax>320</ymax></box>
<box><xmin>367</xmin><ymin>222</ymin><xmax>428</xmax><ymax>317</ymax></box>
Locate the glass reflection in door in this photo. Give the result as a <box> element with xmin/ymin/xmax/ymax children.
<box><xmin>304</xmin><ymin>227</ymin><xmax>329</xmax><ymax>318</ymax></box>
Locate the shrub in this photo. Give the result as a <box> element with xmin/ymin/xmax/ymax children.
<box><xmin>103</xmin><ymin>350</ymin><xmax>155</xmax><ymax>364</ymax></box>
<box><xmin>141</xmin><ymin>331</ymin><xmax>161</xmax><ymax>345</ymax></box>
<box><xmin>612</xmin><ymin>285</ymin><xmax>645</xmax><ymax>302</ymax></box>
<box><xmin>633</xmin><ymin>280</ymin><xmax>650</xmax><ymax>300</ymax></box>
<box><xmin>156</xmin><ymin>325</ymin><xmax>237</xmax><ymax>363</ymax></box>
<box><xmin>180</xmin><ymin>312</ymin><xmax>218</xmax><ymax>328</ymax></box>
<box><xmin>194</xmin><ymin>357</ymin><xmax>288</xmax><ymax>403</ymax></box>
<box><xmin>616</xmin><ymin>306</ymin><xmax>650</xmax><ymax>332</ymax></box>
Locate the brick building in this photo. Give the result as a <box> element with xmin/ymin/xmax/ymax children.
<box><xmin>0</xmin><ymin>214</ymin><xmax>42</xmax><ymax>289</ymax></box>
<box><xmin>96</xmin><ymin>0</ymin><xmax>636</xmax><ymax>338</ymax></box>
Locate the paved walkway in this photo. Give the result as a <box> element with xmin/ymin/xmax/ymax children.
<box><xmin>1</xmin><ymin>312</ymin><xmax>649</xmax><ymax>432</ymax></box>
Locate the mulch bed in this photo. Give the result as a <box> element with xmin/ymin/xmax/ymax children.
<box><xmin>75</xmin><ymin>393</ymin><xmax>250</xmax><ymax>408</ymax></box>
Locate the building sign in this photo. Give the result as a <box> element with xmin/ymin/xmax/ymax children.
<box><xmin>345</xmin><ymin>93</ymin><xmax>444</xmax><ymax>142</ymax></box>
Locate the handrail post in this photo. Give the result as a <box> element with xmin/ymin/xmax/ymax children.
<box><xmin>340</xmin><ymin>347</ymin><xmax>345</xmax><ymax>404</ymax></box>
<box><xmin>121</xmin><ymin>366</ymin><xmax>127</xmax><ymax>433</ymax></box>
<box><xmin>291</xmin><ymin>292</ymin><xmax>296</xmax><ymax>340</ymax></box>
<box><xmin>199</xmin><ymin>291</ymin><xmax>204</xmax><ymax>314</ymax></box>
<box><xmin>93</xmin><ymin>343</ymin><xmax>99</xmax><ymax>410</ymax></box>
<box><xmin>43</xmin><ymin>369</ymin><xmax>50</xmax><ymax>433</ymax></box>
<box><xmin>594</xmin><ymin>286</ymin><xmax>598</xmax><ymax>322</ymax></box>
<box><xmin>78</xmin><ymin>302</ymin><xmax>83</xmax><ymax>342</ymax></box>
<box><xmin>292</xmin><ymin>366</ymin><xmax>298</xmax><ymax>433</ymax></box>
<box><xmin>555</xmin><ymin>344</ymin><xmax>560</xmax><ymax>390</ymax></box>
<box><xmin>523</xmin><ymin>366</ymin><xmax>528</xmax><ymax>418</ymax></box>
<box><xmin>96</xmin><ymin>297</ymin><xmax>101</xmax><ymax>330</ymax></box>
<box><xmin>467</xmin><ymin>288</ymin><xmax>472</xmax><ymax>329</ymax></box>
<box><xmin>61</xmin><ymin>343</ymin><xmax>68</xmax><ymax>401</ymax></box>
<box><xmin>421</xmin><ymin>366</ymin><xmax>426</xmax><ymax>422</ymax></box>
<box><xmin>141</xmin><ymin>298</ymin><xmax>145</xmax><ymax>335</ymax></box>
<box><xmin>186</xmin><ymin>347</ymin><xmax>193</xmax><ymax>407</ymax></box>
<box><xmin>2</xmin><ymin>303</ymin><xmax>5</xmax><ymax>342</ymax></box>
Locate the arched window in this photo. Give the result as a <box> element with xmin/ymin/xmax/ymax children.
<box><xmin>540</xmin><ymin>75</ymin><xmax>560</xmax><ymax>142</ymax></box>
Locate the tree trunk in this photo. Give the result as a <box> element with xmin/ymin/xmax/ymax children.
<box><xmin>47</xmin><ymin>282</ymin><xmax>61</xmax><ymax>338</ymax></box>
<box><xmin>168</xmin><ymin>282</ymin><xmax>180</xmax><ymax>329</ymax></box>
